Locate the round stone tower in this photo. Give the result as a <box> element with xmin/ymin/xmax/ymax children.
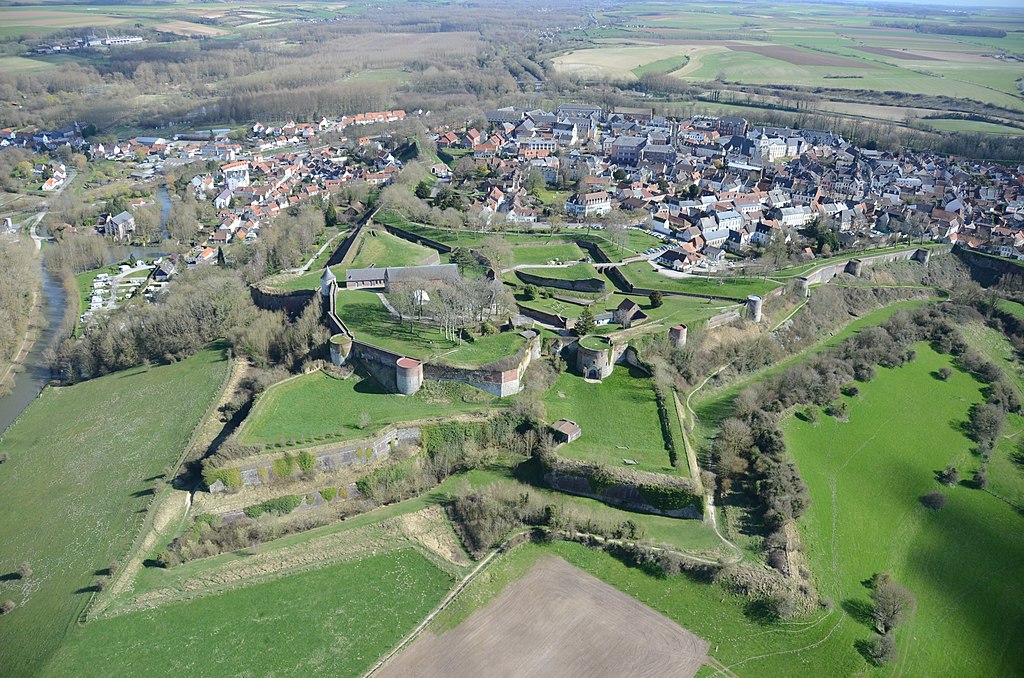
<box><xmin>669</xmin><ymin>324</ymin><xmax>688</xmax><ymax>349</ymax></box>
<box><xmin>395</xmin><ymin>357</ymin><xmax>424</xmax><ymax>395</ymax></box>
<box><xmin>746</xmin><ymin>295</ymin><xmax>763</xmax><ymax>323</ymax></box>
<box><xmin>576</xmin><ymin>336</ymin><xmax>613</xmax><ymax>381</ymax></box>
<box><xmin>329</xmin><ymin>334</ymin><xmax>352</xmax><ymax>366</ymax></box>
<box><xmin>320</xmin><ymin>266</ymin><xmax>336</xmax><ymax>298</ymax></box>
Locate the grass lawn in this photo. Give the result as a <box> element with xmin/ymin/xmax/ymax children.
<box><xmin>335</xmin><ymin>290</ymin><xmax>526</xmax><ymax>366</ymax></box>
<box><xmin>543</xmin><ymin>366</ymin><xmax>678</xmax><ymax>475</ymax></box>
<box><xmin>518</xmin><ymin>262</ymin><xmax>599</xmax><ymax>282</ymax></box>
<box><xmin>0</xmin><ymin>345</ymin><xmax>229</xmax><ymax>676</ymax></box>
<box><xmin>997</xmin><ymin>298</ymin><xmax>1024</xmax><ymax>320</ymax></box>
<box><xmin>510</xmin><ymin>242</ymin><xmax>584</xmax><ymax>267</ymax></box>
<box><xmin>43</xmin><ymin>549</ymin><xmax>453</xmax><ymax>677</ymax></box>
<box><xmin>344</xmin><ymin>227</ymin><xmax>436</xmax><ymax>270</ymax></box>
<box><xmin>620</xmin><ymin>262</ymin><xmax>780</xmax><ymax>300</ymax></box>
<box><xmin>592</xmin><ymin>293</ymin><xmax>738</xmax><ymax>335</ymax></box>
<box><xmin>237</xmin><ymin>370</ymin><xmax>502</xmax><ymax>445</ymax></box>
<box><xmin>782</xmin><ymin>343</ymin><xmax>1024</xmax><ymax>676</ymax></box>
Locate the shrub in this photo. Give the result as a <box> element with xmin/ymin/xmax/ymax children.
<box><xmin>649</xmin><ymin>290</ymin><xmax>664</xmax><ymax>308</ymax></box>
<box><xmin>1</xmin><ymin>600</ymin><xmax>15</xmax><ymax>615</ymax></box>
<box><xmin>243</xmin><ymin>494</ymin><xmax>302</xmax><ymax>519</ymax></box>
<box><xmin>95</xmin><ymin>576</ymin><xmax>109</xmax><ymax>591</ymax></box>
<box><xmin>973</xmin><ymin>470</ymin><xmax>988</xmax><ymax>489</ymax></box>
<box><xmin>921</xmin><ymin>491</ymin><xmax>948</xmax><ymax>510</ymax></box>
<box><xmin>18</xmin><ymin>562</ymin><xmax>31</xmax><ymax>579</ymax></box>
<box><xmin>0</xmin><ymin>452</ymin><xmax>7</xmax><ymax>464</ymax></box>
<box><xmin>257</xmin><ymin>466</ymin><xmax>270</xmax><ymax>483</ymax></box>
<box><xmin>358</xmin><ymin>411</ymin><xmax>371</xmax><ymax>429</ymax></box>
<box><xmin>939</xmin><ymin>465</ymin><xmax>959</xmax><ymax>486</ymax></box>
<box><xmin>203</xmin><ymin>466</ymin><xmax>243</xmax><ymax>490</ymax></box>
<box><xmin>320</xmin><ymin>486</ymin><xmax>337</xmax><ymax>501</ymax></box>
<box><xmin>271</xmin><ymin>453</ymin><xmax>296</xmax><ymax>479</ymax></box>
<box><xmin>107</xmin><ymin>561</ymin><xmax>119</xmax><ymax>576</ymax></box>
<box><xmin>297</xmin><ymin>450</ymin><xmax>317</xmax><ymax>473</ymax></box>
<box><xmin>937</xmin><ymin>367</ymin><xmax>952</xmax><ymax>380</ymax></box>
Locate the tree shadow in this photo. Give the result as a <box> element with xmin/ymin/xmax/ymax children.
<box><xmin>842</xmin><ymin>597</ymin><xmax>876</xmax><ymax>630</ymax></box>
<box><xmin>742</xmin><ymin>598</ymin><xmax>778</xmax><ymax>625</ymax></box>
<box><xmin>0</xmin><ymin>572</ymin><xmax>20</xmax><ymax>582</ymax></box>
<box><xmin>142</xmin><ymin>558</ymin><xmax>162</xmax><ymax>569</ymax></box>
<box><xmin>854</xmin><ymin>638</ymin><xmax>879</xmax><ymax>666</ymax></box>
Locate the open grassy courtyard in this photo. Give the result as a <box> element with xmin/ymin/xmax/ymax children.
<box><xmin>782</xmin><ymin>343</ymin><xmax>1024</xmax><ymax>676</ymax></box>
<box><xmin>543</xmin><ymin>366</ymin><xmax>677</xmax><ymax>475</ymax></box>
<box><xmin>335</xmin><ymin>290</ymin><xmax>527</xmax><ymax>367</ymax></box>
<box><xmin>237</xmin><ymin>370</ymin><xmax>502</xmax><ymax>446</ymax></box>
<box><xmin>42</xmin><ymin>549</ymin><xmax>454</xmax><ymax>677</ymax></box>
<box><xmin>0</xmin><ymin>344</ymin><xmax>229</xmax><ymax>676</ymax></box>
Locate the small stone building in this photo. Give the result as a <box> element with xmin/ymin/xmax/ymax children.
<box><xmin>551</xmin><ymin>419</ymin><xmax>582</xmax><ymax>444</ymax></box>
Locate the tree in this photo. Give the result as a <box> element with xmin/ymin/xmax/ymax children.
<box><xmin>871</xmin><ymin>579</ymin><xmax>916</xmax><ymax>633</ymax></box>
<box><xmin>649</xmin><ymin>291</ymin><xmax>663</xmax><ymax>308</ymax></box>
<box><xmin>921</xmin><ymin>491</ymin><xmax>948</xmax><ymax>510</ymax></box>
<box><xmin>937</xmin><ymin>367</ymin><xmax>952</xmax><ymax>380</ymax></box>
<box><xmin>358</xmin><ymin>412</ymin><xmax>371</xmax><ymax>429</ymax></box>
<box><xmin>95</xmin><ymin>576</ymin><xmax>109</xmax><ymax>591</ymax></box>
<box><xmin>973</xmin><ymin>470</ymin><xmax>988</xmax><ymax>489</ymax></box>
<box><xmin>216</xmin><ymin>246</ymin><xmax>227</xmax><ymax>267</ymax></box>
<box><xmin>108</xmin><ymin>561</ymin><xmax>119</xmax><ymax>576</ymax></box>
<box><xmin>324</xmin><ymin>199</ymin><xmax>338</xmax><ymax>227</ymax></box>
<box><xmin>575</xmin><ymin>307</ymin><xmax>595</xmax><ymax>336</ymax></box>
<box><xmin>1</xmin><ymin>600</ymin><xmax>14</xmax><ymax>615</ymax></box>
<box><xmin>866</xmin><ymin>633</ymin><xmax>898</xmax><ymax>666</ymax></box>
<box><xmin>414</xmin><ymin>180</ymin><xmax>432</xmax><ymax>200</ymax></box>
<box><xmin>480</xmin><ymin>235</ymin><xmax>513</xmax><ymax>272</ymax></box>
<box><xmin>18</xmin><ymin>562</ymin><xmax>31</xmax><ymax>579</ymax></box>
<box><xmin>939</xmin><ymin>464</ymin><xmax>959</xmax><ymax>486</ymax></box>
<box><xmin>523</xmin><ymin>284</ymin><xmax>539</xmax><ymax>301</ymax></box>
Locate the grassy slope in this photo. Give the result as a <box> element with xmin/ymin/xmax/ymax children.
<box><xmin>0</xmin><ymin>345</ymin><xmax>229</xmax><ymax>676</ymax></box>
<box><xmin>783</xmin><ymin>343</ymin><xmax>1024</xmax><ymax>676</ymax></box>
<box><xmin>620</xmin><ymin>262</ymin><xmax>780</xmax><ymax>299</ymax></box>
<box><xmin>237</xmin><ymin>371</ymin><xmax>501</xmax><ymax>445</ymax></box>
<box><xmin>43</xmin><ymin>549</ymin><xmax>453</xmax><ymax>677</ymax></box>
<box><xmin>543</xmin><ymin>366</ymin><xmax>678</xmax><ymax>475</ymax></box>
<box><xmin>510</xmin><ymin>242</ymin><xmax>584</xmax><ymax>267</ymax></box>
<box><xmin>335</xmin><ymin>290</ymin><xmax>525</xmax><ymax>366</ymax></box>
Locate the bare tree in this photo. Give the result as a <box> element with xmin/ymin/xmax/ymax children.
<box><xmin>872</xmin><ymin>578</ymin><xmax>916</xmax><ymax>634</ymax></box>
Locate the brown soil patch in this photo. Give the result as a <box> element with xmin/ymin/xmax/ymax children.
<box><xmin>380</xmin><ymin>556</ymin><xmax>710</xmax><ymax>678</ymax></box>
<box><xmin>398</xmin><ymin>507</ymin><xmax>471</xmax><ymax>566</ymax></box>
<box><xmin>729</xmin><ymin>44</ymin><xmax>873</xmax><ymax>69</ymax></box>
<box><xmin>854</xmin><ymin>46</ymin><xmax>940</xmax><ymax>61</ymax></box>
<box><xmin>155</xmin><ymin>20</ymin><xmax>228</xmax><ymax>37</ymax></box>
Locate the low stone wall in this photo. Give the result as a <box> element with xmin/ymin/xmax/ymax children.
<box><xmin>797</xmin><ymin>246</ymin><xmax>948</xmax><ymax>295</ymax></box>
<box><xmin>327</xmin><ymin>227</ymin><xmax>362</xmax><ymax>266</ymax></box>
<box><xmin>544</xmin><ymin>461</ymin><xmax>702</xmax><ymax>519</ymax></box>
<box><xmin>515</xmin><ymin>270</ymin><xmax>606</xmax><ymax>294</ymax></box>
<box><xmin>706</xmin><ymin>309</ymin><xmax>741</xmax><ymax>329</ymax></box>
<box><xmin>213</xmin><ymin>427</ymin><xmax>421</xmax><ymax>491</ymax></box>
<box><xmin>517</xmin><ymin>304</ymin><xmax>572</xmax><ymax>330</ymax></box>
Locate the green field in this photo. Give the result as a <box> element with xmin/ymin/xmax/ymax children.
<box><xmin>43</xmin><ymin>549</ymin><xmax>453</xmax><ymax>677</ymax></box>
<box><xmin>518</xmin><ymin>262</ymin><xmax>600</xmax><ymax>282</ymax></box>
<box><xmin>510</xmin><ymin>242</ymin><xmax>584</xmax><ymax>267</ymax></box>
<box><xmin>620</xmin><ymin>262</ymin><xmax>780</xmax><ymax>300</ymax></box>
<box><xmin>237</xmin><ymin>370</ymin><xmax>502</xmax><ymax>445</ymax></box>
<box><xmin>335</xmin><ymin>290</ymin><xmax>526</xmax><ymax>366</ymax></box>
<box><xmin>924</xmin><ymin>118</ymin><xmax>1024</xmax><ymax>136</ymax></box>
<box><xmin>543</xmin><ymin>366</ymin><xmax>677</xmax><ymax>475</ymax></box>
<box><xmin>782</xmin><ymin>343</ymin><xmax>1024</xmax><ymax>676</ymax></box>
<box><xmin>0</xmin><ymin>345</ymin><xmax>229</xmax><ymax>676</ymax></box>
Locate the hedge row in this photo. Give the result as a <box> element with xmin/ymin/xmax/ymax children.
<box><xmin>243</xmin><ymin>495</ymin><xmax>302</xmax><ymax>519</ymax></box>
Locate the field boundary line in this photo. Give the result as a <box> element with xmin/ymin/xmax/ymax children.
<box><xmin>365</xmin><ymin>532</ymin><xmax>529</xmax><ymax>677</ymax></box>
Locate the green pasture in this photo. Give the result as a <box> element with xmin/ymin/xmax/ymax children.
<box><xmin>43</xmin><ymin>549</ymin><xmax>453</xmax><ymax>677</ymax></box>
<box><xmin>782</xmin><ymin>343</ymin><xmax>1023</xmax><ymax>676</ymax></box>
<box><xmin>0</xmin><ymin>345</ymin><xmax>229</xmax><ymax>676</ymax></box>
<box><xmin>510</xmin><ymin>243</ymin><xmax>584</xmax><ymax>267</ymax></box>
<box><xmin>236</xmin><ymin>370</ymin><xmax>501</xmax><ymax>446</ymax></box>
<box><xmin>543</xmin><ymin>366</ymin><xmax>678</xmax><ymax>475</ymax></box>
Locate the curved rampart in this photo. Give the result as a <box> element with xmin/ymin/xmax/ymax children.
<box><xmin>515</xmin><ymin>270</ymin><xmax>606</xmax><ymax>293</ymax></box>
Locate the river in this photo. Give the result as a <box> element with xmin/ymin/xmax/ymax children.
<box><xmin>0</xmin><ymin>260</ymin><xmax>67</xmax><ymax>436</ymax></box>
